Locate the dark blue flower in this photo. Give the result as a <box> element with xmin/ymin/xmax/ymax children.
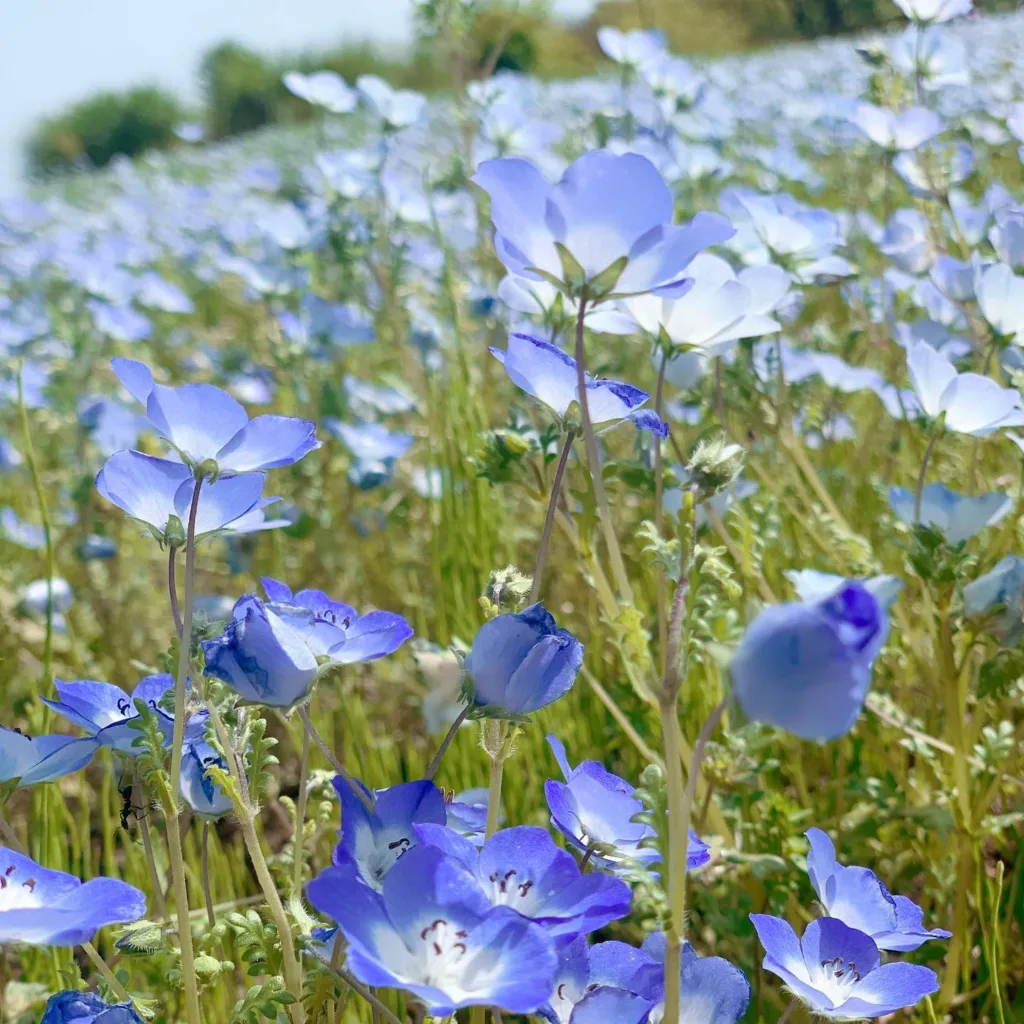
<box><xmin>0</xmin><ymin>847</ymin><xmax>145</xmax><ymax>945</ymax></box>
<box><xmin>464</xmin><ymin>605</ymin><xmax>583</xmax><ymax>716</ymax></box>
<box><xmin>730</xmin><ymin>582</ymin><xmax>887</xmax><ymax>740</ymax></box>
<box><xmin>40</xmin><ymin>990</ymin><xmax>144</xmax><ymax>1024</ymax></box>
<box><xmin>307</xmin><ymin>846</ymin><xmax>557</xmax><ymax>1015</ymax></box>
<box><xmin>0</xmin><ymin>726</ymin><xmax>98</xmax><ymax>787</ymax></box>
<box><xmin>751</xmin><ymin>914</ymin><xmax>938</xmax><ymax>1019</ymax></box>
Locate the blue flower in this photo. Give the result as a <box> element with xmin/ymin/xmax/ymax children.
<box><xmin>806</xmin><ymin>828</ymin><xmax>951</xmax><ymax>952</ymax></box>
<box><xmin>283</xmin><ymin>70</ymin><xmax>357</xmax><ymax>114</ymax></box>
<box><xmin>0</xmin><ymin>726</ymin><xmax>98</xmax><ymax>787</ymax></box>
<box><xmin>730</xmin><ymin>582</ymin><xmax>887</xmax><ymax>740</ymax></box>
<box><xmin>464</xmin><ymin>605</ymin><xmax>583</xmax><ymax>716</ymax></box>
<box><xmin>40</xmin><ymin>991</ymin><xmax>144</xmax><ymax>1024</ymax></box>
<box><xmin>42</xmin><ymin>675</ymin><xmax>175</xmax><ymax>755</ymax></box>
<box><xmin>0</xmin><ymin>847</ymin><xmax>145</xmax><ymax>946</ymax></box>
<box><xmin>413</xmin><ymin>824</ymin><xmax>632</xmax><ymax>939</ymax></box>
<box><xmin>963</xmin><ymin>555</ymin><xmax>1024</xmax><ymax>642</ymax></box>
<box><xmin>307</xmin><ymin>845</ymin><xmax>556</xmax><ymax>1015</ymax></box>
<box><xmin>785</xmin><ymin>569</ymin><xmax>904</xmax><ymax>610</ymax></box>
<box><xmin>260</xmin><ymin>577</ymin><xmax>413</xmax><ymax>664</ymax></box>
<box><xmin>111</xmin><ymin>358</ymin><xmax>320</xmax><ymax>475</ymax></box>
<box><xmin>179</xmin><ymin>713</ymin><xmax>233</xmax><ymax>819</ymax></box>
<box><xmin>490</xmin><ymin>334</ymin><xmax>668</xmax><ymax>436</ymax></box>
<box><xmin>97</xmin><ymin>451</ymin><xmax>278</xmax><ymax>545</ymax></box>
<box><xmin>751</xmin><ymin>914</ymin><xmax>938</xmax><ymax>1019</ymax></box>
<box><xmin>888</xmin><ymin>483</ymin><xmax>1011</xmax><ymax>543</ymax></box>
<box><xmin>544</xmin><ymin>735</ymin><xmax>709</xmax><ymax>874</ymax></box>
<box><xmin>202</xmin><ymin>596</ymin><xmax>320</xmax><ymax>708</ymax></box>
<box><xmin>473</xmin><ymin>151</ymin><xmax>733</xmax><ymax>298</ymax></box>
<box><xmin>332</xmin><ymin>776</ymin><xmax>447</xmax><ymax>890</ymax></box>
<box><xmin>443</xmin><ymin>788</ymin><xmax>490</xmax><ymax>845</ymax></box>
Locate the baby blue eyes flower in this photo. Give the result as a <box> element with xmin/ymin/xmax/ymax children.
<box><xmin>888</xmin><ymin>483</ymin><xmax>1011</xmax><ymax>543</ymax></box>
<box><xmin>805</xmin><ymin>828</ymin><xmax>951</xmax><ymax>952</ymax></box>
<box><xmin>544</xmin><ymin>735</ymin><xmax>709</xmax><ymax>874</ymax></box>
<box><xmin>0</xmin><ymin>847</ymin><xmax>145</xmax><ymax>946</ymax></box>
<box><xmin>750</xmin><ymin>914</ymin><xmax>938</xmax><ymax>1019</ymax></box>
<box><xmin>42</xmin><ymin>675</ymin><xmax>175</xmax><ymax>755</ymax></box>
<box><xmin>491</xmin><ymin>333</ymin><xmax>667</xmax><ymax>436</ymax></box>
<box><xmin>850</xmin><ymin>104</ymin><xmax>942</xmax><ymax>151</ymax></box>
<box><xmin>472</xmin><ymin>151</ymin><xmax>734</xmax><ymax>299</ymax></box>
<box><xmin>906</xmin><ymin>342</ymin><xmax>1024</xmax><ymax>436</ymax></box>
<box><xmin>962</xmin><ymin>555</ymin><xmax>1024</xmax><ymax>643</ymax></box>
<box><xmin>596</xmin><ymin>26</ymin><xmax>666</xmax><ymax>69</ymax></box>
<box><xmin>111</xmin><ymin>358</ymin><xmax>320</xmax><ymax>475</ymax></box>
<box><xmin>785</xmin><ymin>569</ymin><xmax>903</xmax><ymax>611</ymax></box>
<box><xmin>0</xmin><ymin>726</ymin><xmax>98</xmax><ymax>786</ymax></box>
<box><xmin>893</xmin><ymin>0</ymin><xmax>972</xmax><ymax>21</ymax></box>
<box><xmin>464</xmin><ymin>604</ymin><xmax>584</xmax><ymax>716</ymax></box>
<box><xmin>283</xmin><ymin>70</ymin><xmax>357</xmax><ymax>113</ymax></box>
<box><xmin>975</xmin><ymin>262</ymin><xmax>1024</xmax><ymax>341</ymax></box>
<box><xmin>96</xmin><ymin>450</ymin><xmax>277</xmax><ymax>545</ymax></box>
<box><xmin>307</xmin><ymin>845</ymin><xmax>557</xmax><ymax>1016</ymax></box>
<box><xmin>40</xmin><ymin>990</ymin><xmax>144</xmax><ymax>1024</ymax></box>
<box><xmin>180</xmin><ymin>715</ymin><xmax>232</xmax><ymax>819</ymax></box>
<box><xmin>356</xmin><ymin>74</ymin><xmax>427</xmax><ymax>129</ymax></box>
<box><xmin>730</xmin><ymin>582</ymin><xmax>887</xmax><ymax>740</ymax></box>
<box><xmin>413</xmin><ymin>824</ymin><xmax>632</xmax><ymax>939</ymax></box>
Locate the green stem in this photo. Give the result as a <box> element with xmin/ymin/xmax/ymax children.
<box><xmin>914</xmin><ymin>430</ymin><xmax>940</xmax><ymax>523</ymax></box>
<box><xmin>425</xmin><ymin>704</ymin><xmax>470</xmax><ymax>780</ymax></box>
<box><xmin>201</xmin><ymin>822</ymin><xmax>216</xmax><ymax>931</ymax></box>
<box><xmin>17</xmin><ymin>366</ymin><xmax>55</xmax><ymax>702</ymax></box>
<box><xmin>133</xmin><ymin>765</ymin><xmax>167</xmax><ymax>921</ymax></box>
<box><xmin>82</xmin><ymin>940</ymin><xmax>133</xmax><ymax>1004</ymax></box>
<box><xmin>529</xmin><ymin>431</ymin><xmax>576</xmax><ymax>604</ymax></box>
<box><xmin>292</xmin><ymin>725</ymin><xmax>310</xmax><ymax>897</ymax></box>
<box><xmin>654</xmin><ymin>350</ymin><xmax>668</xmax><ymax>671</ymax></box>
<box><xmin>572</xmin><ymin>297</ymin><xmax>632</xmax><ymax>600</ymax></box>
<box><xmin>484</xmin><ymin>742</ymin><xmax>505</xmax><ymax>840</ymax></box>
<box><xmin>298</xmin><ymin>703</ymin><xmax>375</xmax><ymax>811</ymax></box>
<box><xmin>167</xmin><ymin>478</ymin><xmax>203</xmax><ymax>1024</ymax></box>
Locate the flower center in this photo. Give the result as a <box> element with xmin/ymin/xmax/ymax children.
<box><xmin>419</xmin><ymin>918</ymin><xmax>470</xmax><ymax>987</ymax></box>
<box><xmin>486</xmin><ymin>867</ymin><xmax>535</xmax><ymax>909</ymax></box>
<box><xmin>363</xmin><ymin>835</ymin><xmax>411</xmax><ymax>890</ymax></box>
<box><xmin>0</xmin><ymin>864</ymin><xmax>41</xmax><ymax>911</ymax></box>
<box><xmin>818</xmin><ymin>957</ymin><xmax>861</xmax><ymax>1004</ymax></box>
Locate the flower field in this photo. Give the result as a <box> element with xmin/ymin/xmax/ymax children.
<box><xmin>0</xmin><ymin>3</ymin><xmax>1022</xmax><ymax>1022</ymax></box>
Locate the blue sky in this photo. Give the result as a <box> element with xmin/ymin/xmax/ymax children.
<box><xmin>0</xmin><ymin>0</ymin><xmax>594</xmax><ymax>195</ymax></box>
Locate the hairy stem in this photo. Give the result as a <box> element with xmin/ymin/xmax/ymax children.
<box><xmin>133</xmin><ymin>765</ymin><xmax>167</xmax><ymax>921</ymax></box>
<box><xmin>914</xmin><ymin>429</ymin><xmax>940</xmax><ymax>523</ymax></box>
<box><xmin>425</xmin><ymin>704</ymin><xmax>470</xmax><ymax>780</ymax></box>
<box><xmin>654</xmin><ymin>350</ymin><xmax>668</xmax><ymax>671</ymax></box>
<box><xmin>201</xmin><ymin>822</ymin><xmax>216</xmax><ymax>931</ymax></box>
<box><xmin>168</xmin><ymin>547</ymin><xmax>183</xmax><ymax>637</ymax></box>
<box><xmin>530</xmin><ymin>431</ymin><xmax>576</xmax><ymax>604</ymax></box>
<box><xmin>298</xmin><ymin>703</ymin><xmax>375</xmax><ymax>811</ymax></box>
<box><xmin>292</xmin><ymin>725</ymin><xmax>310</xmax><ymax>897</ymax></box>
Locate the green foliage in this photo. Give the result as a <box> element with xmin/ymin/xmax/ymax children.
<box><xmin>26</xmin><ymin>86</ymin><xmax>183</xmax><ymax>179</ymax></box>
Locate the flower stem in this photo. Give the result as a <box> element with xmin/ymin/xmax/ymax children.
<box><xmin>17</xmin><ymin>365</ymin><xmax>55</xmax><ymax>702</ymax></box>
<box><xmin>425</xmin><ymin>704</ymin><xmax>470</xmax><ymax>780</ymax></box>
<box><xmin>914</xmin><ymin>429</ymin><xmax>940</xmax><ymax>523</ymax></box>
<box><xmin>82</xmin><ymin>940</ymin><xmax>133</xmax><ymax>1005</ymax></box>
<box><xmin>168</xmin><ymin>547</ymin><xmax>183</xmax><ymax>637</ymax></box>
<box><xmin>297</xmin><ymin>703</ymin><xmax>375</xmax><ymax>811</ymax></box>
<box><xmin>133</xmin><ymin>765</ymin><xmax>167</xmax><ymax>921</ymax></box>
<box><xmin>483</xmin><ymin>720</ymin><xmax>508</xmax><ymax>839</ymax></box>
<box><xmin>292</xmin><ymin>725</ymin><xmax>310</xmax><ymax>898</ymax></box>
<box><xmin>573</xmin><ymin>297</ymin><xmax>633</xmax><ymax>601</ymax></box>
<box><xmin>654</xmin><ymin>350</ymin><xmax>668</xmax><ymax>670</ymax></box>
<box><xmin>529</xmin><ymin>431</ymin><xmax>576</xmax><ymax>604</ymax></box>
<box><xmin>167</xmin><ymin>477</ymin><xmax>203</xmax><ymax>1024</ymax></box>
<box><xmin>201</xmin><ymin>822</ymin><xmax>216</xmax><ymax>931</ymax></box>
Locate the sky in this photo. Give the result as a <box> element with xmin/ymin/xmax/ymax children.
<box><xmin>0</xmin><ymin>0</ymin><xmax>594</xmax><ymax>196</ymax></box>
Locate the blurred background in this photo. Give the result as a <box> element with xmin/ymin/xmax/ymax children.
<box><xmin>2</xmin><ymin>0</ymin><xmax>1017</xmax><ymax>197</ymax></box>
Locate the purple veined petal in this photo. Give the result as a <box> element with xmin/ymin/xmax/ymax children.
<box><xmin>260</xmin><ymin>577</ymin><xmax>294</xmax><ymax>603</ymax></box>
<box><xmin>173</xmin><ymin>472</ymin><xmax>267</xmax><ymax>536</ymax></box>
<box><xmin>503</xmin><ymin>631</ymin><xmax>584</xmax><ymax>714</ymax></box>
<box><xmin>584</xmin><ymin>380</ymin><xmax>650</xmax><ymax>424</ymax></box>
<box><xmin>472</xmin><ymin>158</ymin><xmax>561</xmax><ymax>279</ymax></box>
<box><xmin>907</xmin><ymin>341</ymin><xmax>957</xmax><ymax>418</ymax></box>
<box><xmin>802</xmin><ymin>917</ymin><xmax>880</xmax><ymax>988</ymax></box>
<box><xmin>413</xmin><ymin>822</ymin><xmax>479</xmax><ymax>872</ymax></box>
<box><xmin>836</xmin><ymin>962</ymin><xmax>939</xmax><ymax>1018</ymax></box>
<box><xmin>495</xmin><ymin>333</ymin><xmax>579</xmax><ymax>418</ymax></box>
<box><xmin>676</xmin><ymin>951</ymin><xmax>752</xmax><ymax>1024</ymax></box>
<box><xmin>826</xmin><ymin>866</ymin><xmax>900</xmax><ymax>939</ymax></box>
<box><xmin>805</xmin><ymin>827</ymin><xmax>838</xmax><ymax>904</ymax></box>
<box><xmin>214</xmin><ymin>415</ymin><xmax>321</xmax><ymax>473</ymax></box>
<box><xmin>629</xmin><ymin>409</ymin><xmax>669</xmax><ymax>436</ymax></box>
<box><xmin>591</xmin><ymin>939</ymin><xmax>661</xmax><ymax>994</ymax></box>
<box><xmin>43</xmin><ymin>679</ymin><xmax>134</xmax><ymax>732</ymax></box>
<box><xmin>749</xmin><ymin>914</ymin><xmax>828</xmax><ymax>1012</ymax></box>
<box><xmin>570</xmin><ymin>988</ymin><xmax>654</xmax><ymax>1024</ymax></box>
<box><xmin>549</xmin><ymin>151</ymin><xmax>675</xmax><ymax>280</ymax></box>
<box><xmin>873</xmin><ymin>895</ymin><xmax>952</xmax><ymax>952</ymax></box>
<box><xmin>111</xmin><ymin>357</ymin><xmax>155</xmax><ymax>406</ymax></box>
<box><xmin>146</xmin><ymin>383</ymin><xmax>249</xmax><ymax>465</ymax></box>
<box><xmin>326</xmin><ymin>610</ymin><xmax>414</xmax><ymax>664</ymax></box>
<box><xmin>96</xmin><ymin>451</ymin><xmax>190</xmax><ymax>534</ymax></box>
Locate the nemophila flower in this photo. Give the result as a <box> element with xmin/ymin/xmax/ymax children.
<box><xmin>180</xmin><ymin>712</ymin><xmax>232</xmax><ymax>818</ymax></box>
<box><xmin>111</xmin><ymin>358</ymin><xmax>320</xmax><ymax>475</ymax></box>
<box><xmin>850</xmin><ymin>104</ymin><xmax>942</xmax><ymax>151</ymax></box>
<box><xmin>445</xmin><ymin>788</ymin><xmax>491</xmax><ymax>845</ymax></box>
<box><xmin>0</xmin><ymin>506</ymin><xmax>44</xmax><ymax>549</ymax></box>
<box><xmin>893</xmin><ymin>0</ymin><xmax>971</xmax><ymax>21</ymax></box>
<box><xmin>592</xmin><ymin>253</ymin><xmax>788</xmax><ymax>357</ymax></box>
<box><xmin>895</xmin><ymin>141</ymin><xmax>974</xmax><ymax>197</ymax></box>
<box><xmin>464</xmin><ymin>604</ymin><xmax>583</xmax><ymax>716</ymax></box>
<box><xmin>283</xmin><ymin>70</ymin><xmax>357</xmax><ymax>113</ymax></box>
<box><xmin>879</xmin><ymin>209</ymin><xmax>934</xmax><ymax>275</ymax></box>
<box><xmin>42</xmin><ymin>675</ymin><xmax>175</xmax><ymax>755</ymax></box>
<box><xmin>751</xmin><ymin>915</ymin><xmax>938</xmax><ymax>1019</ymax></box>
<box><xmin>596</xmin><ymin>27</ymin><xmax>666</xmax><ymax>70</ymax></box>
<box><xmin>413</xmin><ymin>824</ymin><xmax>632</xmax><ymax>939</ymax></box>
<box><xmin>963</xmin><ymin>555</ymin><xmax>1024</xmax><ymax>643</ymax></box>
<box><xmin>0</xmin><ymin>435</ymin><xmax>21</xmax><ymax>471</ymax></box>
<box><xmin>890</xmin><ymin>26</ymin><xmax>969</xmax><ymax>90</ymax></box>
<box><xmin>888</xmin><ymin>483</ymin><xmax>1011</xmax><ymax>543</ymax></box>
<box><xmin>975</xmin><ymin>263</ymin><xmax>1024</xmax><ymax>341</ymax></box>
<box><xmin>991</xmin><ymin>210</ymin><xmax>1024</xmax><ymax>270</ymax></box>
<box><xmin>491</xmin><ymin>333</ymin><xmax>667</xmax><ymax>436</ymax></box>
<box><xmin>730</xmin><ymin>583</ymin><xmax>887</xmax><ymax>740</ymax></box>
<box><xmin>20</xmin><ymin>578</ymin><xmax>73</xmax><ymax>620</ymax></box>
<box><xmin>545</xmin><ymin>735</ymin><xmax>709</xmax><ymax>873</ymax></box>
<box><xmin>308</xmin><ymin>846</ymin><xmax>557</xmax><ymax>1015</ymax></box>
<box><xmin>325</xmin><ymin>420</ymin><xmax>413</xmax><ymax>489</ymax></box>
<box><xmin>40</xmin><ymin>990</ymin><xmax>144</xmax><ymax>1024</ymax></box>
<box><xmin>260</xmin><ymin>577</ymin><xmax>413</xmax><ymax>663</ymax></box>
<box><xmin>907</xmin><ymin>342</ymin><xmax>1024</xmax><ymax>436</ymax></box>
<box><xmin>96</xmin><ymin>451</ymin><xmax>279</xmax><ymax>544</ymax></box>
<box><xmin>136</xmin><ymin>272</ymin><xmax>194</xmax><ymax>314</ymax></box>
<box><xmin>356</xmin><ymin>75</ymin><xmax>426</xmax><ymax>129</ymax></box>
<box><xmin>333</xmin><ymin>776</ymin><xmax>447</xmax><ymax>890</ymax></box>
<box><xmin>87</xmin><ymin>301</ymin><xmax>152</xmax><ymax>344</ymax></box>
<box><xmin>0</xmin><ymin>726</ymin><xmax>98</xmax><ymax>786</ymax></box>
<box><xmin>785</xmin><ymin>570</ymin><xmax>903</xmax><ymax>610</ymax></box>
<box><xmin>0</xmin><ymin>847</ymin><xmax>145</xmax><ymax>946</ymax></box>
<box><xmin>806</xmin><ymin>828</ymin><xmax>951</xmax><ymax>952</ymax></box>
<box><xmin>472</xmin><ymin>151</ymin><xmax>734</xmax><ymax>299</ymax></box>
